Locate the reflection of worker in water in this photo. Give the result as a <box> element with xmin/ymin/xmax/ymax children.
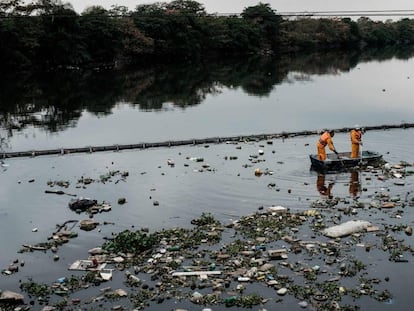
<box><xmin>349</xmin><ymin>171</ymin><xmax>361</xmax><ymax>198</ymax></box>
<box><xmin>317</xmin><ymin>130</ymin><xmax>338</xmax><ymax>161</ymax></box>
<box><xmin>350</xmin><ymin>125</ymin><xmax>363</xmax><ymax>158</ymax></box>
<box><xmin>317</xmin><ymin>173</ymin><xmax>334</xmax><ymax>199</ymax></box>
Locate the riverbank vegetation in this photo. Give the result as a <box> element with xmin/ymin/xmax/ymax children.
<box><xmin>2</xmin><ymin>0</ymin><xmax>414</xmax><ymax>71</ymax></box>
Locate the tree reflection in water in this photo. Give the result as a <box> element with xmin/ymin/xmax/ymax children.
<box><xmin>0</xmin><ymin>46</ymin><xmax>413</xmax><ymax>151</ymax></box>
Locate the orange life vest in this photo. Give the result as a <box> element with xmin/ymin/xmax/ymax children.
<box><xmin>318</xmin><ymin>132</ymin><xmax>331</xmax><ymax>146</ymax></box>
<box><xmin>350</xmin><ymin>129</ymin><xmax>362</xmax><ymax>144</ymax></box>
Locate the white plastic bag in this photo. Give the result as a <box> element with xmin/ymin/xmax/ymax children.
<box><xmin>323</xmin><ymin>220</ymin><xmax>371</xmax><ymax>238</ymax></box>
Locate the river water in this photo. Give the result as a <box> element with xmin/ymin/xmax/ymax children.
<box><xmin>1</xmin><ymin>49</ymin><xmax>414</xmax><ymax>152</ymax></box>
<box><xmin>0</xmin><ymin>50</ymin><xmax>413</xmax><ymax>310</ymax></box>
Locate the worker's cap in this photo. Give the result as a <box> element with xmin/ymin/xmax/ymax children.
<box><xmin>354</xmin><ymin>124</ymin><xmax>360</xmax><ymax>130</ymax></box>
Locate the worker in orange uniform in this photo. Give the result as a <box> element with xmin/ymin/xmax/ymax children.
<box><xmin>317</xmin><ymin>130</ymin><xmax>338</xmax><ymax>161</ymax></box>
<box><xmin>350</xmin><ymin>125</ymin><xmax>363</xmax><ymax>158</ymax></box>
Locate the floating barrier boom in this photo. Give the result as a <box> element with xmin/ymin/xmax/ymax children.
<box><xmin>1</xmin><ymin>123</ymin><xmax>413</xmax><ymax>159</ymax></box>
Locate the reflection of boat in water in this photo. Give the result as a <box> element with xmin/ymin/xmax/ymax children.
<box><xmin>309</xmin><ymin>150</ymin><xmax>383</xmax><ymax>172</ymax></box>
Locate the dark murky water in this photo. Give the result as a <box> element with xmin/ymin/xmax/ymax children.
<box><xmin>0</xmin><ymin>129</ymin><xmax>413</xmax><ymax>310</ymax></box>
<box><xmin>0</xmin><ymin>50</ymin><xmax>413</xmax><ymax>310</ymax></box>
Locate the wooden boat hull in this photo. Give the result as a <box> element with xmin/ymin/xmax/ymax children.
<box><xmin>309</xmin><ymin>150</ymin><xmax>383</xmax><ymax>172</ymax></box>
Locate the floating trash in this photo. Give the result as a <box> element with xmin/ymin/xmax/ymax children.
<box><xmin>79</xmin><ymin>219</ymin><xmax>99</xmax><ymax>231</ymax></box>
<box><xmin>323</xmin><ymin>220</ymin><xmax>372</xmax><ymax>238</ymax></box>
<box><xmin>69</xmin><ymin>260</ymin><xmax>107</xmax><ymax>271</ymax></box>
<box><xmin>100</xmin><ymin>269</ymin><xmax>113</xmax><ymax>281</ymax></box>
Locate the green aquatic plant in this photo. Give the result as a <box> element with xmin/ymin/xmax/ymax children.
<box><xmin>376</xmin><ymin>289</ymin><xmax>393</xmax><ymax>302</ymax></box>
<box><xmin>191</xmin><ymin>212</ymin><xmax>220</xmax><ymax>226</ymax></box>
<box><xmin>103</xmin><ymin>229</ymin><xmax>157</xmax><ymax>254</ymax></box>
<box><xmin>236</xmin><ymin>293</ymin><xmax>266</xmax><ymax>307</ymax></box>
<box><xmin>21</xmin><ymin>280</ymin><xmax>50</xmax><ymax>298</ymax></box>
<box><xmin>223</xmin><ymin>239</ymin><xmax>249</xmax><ymax>255</ymax></box>
<box><xmin>130</xmin><ymin>289</ymin><xmax>155</xmax><ymax>309</ymax></box>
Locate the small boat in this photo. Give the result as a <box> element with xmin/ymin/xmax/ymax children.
<box><xmin>309</xmin><ymin>150</ymin><xmax>383</xmax><ymax>172</ymax></box>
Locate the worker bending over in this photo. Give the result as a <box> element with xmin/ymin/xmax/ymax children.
<box><xmin>317</xmin><ymin>130</ymin><xmax>338</xmax><ymax>161</ymax></box>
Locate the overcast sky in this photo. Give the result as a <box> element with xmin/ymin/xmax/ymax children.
<box><xmin>66</xmin><ymin>0</ymin><xmax>414</xmax><ymax>15</ymax></box>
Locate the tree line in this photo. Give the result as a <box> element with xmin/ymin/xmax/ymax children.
<box><xmin>2</xmin><ymin>0</ymin><xmax>414</xmax><ymax>71</ymax></box>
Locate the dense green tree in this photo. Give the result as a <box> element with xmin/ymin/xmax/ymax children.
<box><xmin>0</xmin><ymin>15</ymin><xmax>43</xmax><ymax>70</ymax></box>
<box><xmin>357</xmin><ymin>17</ymin><xmax>398</xmax><ymax>46</ymax></box>
<box><xmin>79</xmin><ymin>6</ymin><xmax>120</xmax><ymax>66</ymax></box>
<box><xmin>132</xmin><ymin>2</ymin><xmax>206</xmax><ymax>59</ymax></box>
<box><xmin>1</xmin><ymin>0</ymin><xmax>414</xmax><ymax>70</ymax></box>
<box><xmin>115</xmin><ymin>18</ymin><xmax>155</xmax><ymax>65</ymax></box>
<box><xmin>280</xmin><ymin>18</ymin><xmax>362</xmax><ymax>50</ymax></box>
<box><xmin>396</xmin><ymin>18</ymin><xmax>414</xmax><ymax>44</ymax></box>
<box><xmin>241</xmin><ymin>3</ymin><xmax>282</xmax><ymax>51</ymax></box>
<box><xmin>203</xmin><ymin>16</ymin><xmax>261</xmax><ymax>54</ymax></box>
<box><xmin>166</xmin><ymin>0</ymin><xmax>206</xmax><ymax>16</ymax></box>
<box><xmin>131</xmin><ymin>3</ymin><xmax>171</xmax><ymax>57</ymax></box>
<box><xmin>0</xmin><ymin>1</ymin><xmax>35</xmax><ymax>69</ymax></box>
<box><xmin>36</xmin><ymin>5</ymin><xmax>87</xmax><ymax>68</ymax></box>
<box><xmin>341</xmin><ymin>18</ymin><xmax>360</xmax><ymax>44</ymax></box>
